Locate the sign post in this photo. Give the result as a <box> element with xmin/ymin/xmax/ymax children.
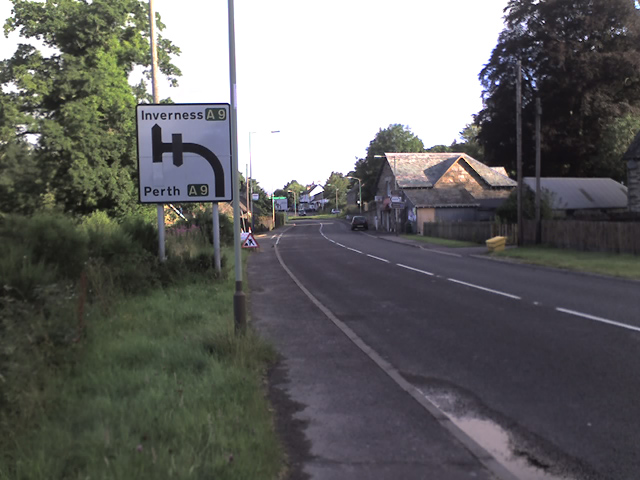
<box><xmin>136</xmin><ymin>103</ymin><xmax>232</xmax><ymax>276</ymax></box>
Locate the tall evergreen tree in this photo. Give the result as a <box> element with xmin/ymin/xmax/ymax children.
<box><xmin>476</xmin><ymin>0</ymin><xmax>640</xmax><ymax>180</ymax></box>
<box><xmin>0</xmin><ymin>0</ymin><xmax>180</xmax><ymax>215</ymax></box>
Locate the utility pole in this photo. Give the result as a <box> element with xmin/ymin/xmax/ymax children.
<box><xmin>535</xmin><ymin>96</ymin><xmax>542</xmax><ymax>245</ymax></box>
<box><xmin>516</xmin><ymin>60</ymin><xmax>523</xmax><ymax>246</ymax></box>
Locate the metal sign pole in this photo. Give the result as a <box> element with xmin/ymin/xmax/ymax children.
<box><xmin>212</xmin><ymin>203</ymin><xmax>221</xmax><ymax>274</ymax></box>
<box><xmin>148</xmin><ymin>0</ymin><xmax>165</xmax><ymax>261</ymax></box>
<box><xmin>228</xmin><ymin>0</ymin><xmax>246</xmax><ymax>334</ymax></box>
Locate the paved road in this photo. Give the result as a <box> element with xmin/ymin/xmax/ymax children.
<box><xmin>250</xmin><ymin>220</ymin><xmax>640</xmax><ymax>480</ymax></box>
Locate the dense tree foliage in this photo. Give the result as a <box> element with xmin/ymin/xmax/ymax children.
<box><xmin>0</xmin><ymin>0</ymin><xmax>180</xmax><ymax>215</ymax></box>
<box><xmin>323</xmin><ymin>172</ymin><xmax>348</xmax><ymax>211</ymax></box>
<box><xmin>425</xmin><ymin>124</ymin><xmax>485</xmax><ymax>160</ymax></box>
<box><xmin>351</xmin><ymin>124</ymin><xmax>424</xmax><ymax>202</ymax></box>
<box><xmin>476</xmin><ymin>0</ymin><xmax>640</xmax><ymax>181</ymax></box>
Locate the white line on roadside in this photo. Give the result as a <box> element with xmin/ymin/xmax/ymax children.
<box><xmin>347</xmin><ymin>247</ymin><xmax>363</xmax><ymax>254</ymax></box>
<box><xmin>556</xmin><ymin>308</ymin><xmax>640</xmax><ymax>333</ymax></box>
<box><xmin>397</xmin><ymin>264</ymin><xmax>434</xmax><ymax>276</ymax></box>
<box><xmin>447</xmin><ymin>278</ymin><xmax>521</xmax><ymax>300</ymax></box>
<box><xmin>273</xmin><ymin>241</ymin><xmax>521</xmax><ymax>480</ymax></box>
<box><xmin>367</xmin><ymin>254</ymin><xmax>390</xmax><ymax>263</ymax></box>
<box><xmin>420</xmin><ymin>247</ymin><xmax>462</xmax><ymax>258</ymax></box>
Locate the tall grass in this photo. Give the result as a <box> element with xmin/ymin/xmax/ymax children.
<box><xmin>1</xmin><ymin>213</ymin><xmax>284</xmax><ymax>479</ymax></box>
<box><xmin>1</xmin><ymin>271</ymin><xmax>283</xmax><ymax>480</ymax></box>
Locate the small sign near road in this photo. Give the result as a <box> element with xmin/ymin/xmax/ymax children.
<box><xmin>136</xmin><ymin>103</ymin><xmax>232</xmax><ymax>203</ymax></box>
<box><xmin>391</xmin><ymin>202</ymin><xmax>405</xmax><ymax>209</ymax></box>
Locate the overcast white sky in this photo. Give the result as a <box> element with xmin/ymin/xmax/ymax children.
<box><xmin>1</xmin><ymin>0</ymin><xmax>509</xmax><ymax>193</ymax></box>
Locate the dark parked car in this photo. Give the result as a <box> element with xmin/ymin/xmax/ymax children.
<box><xmin>351</xmin><ymin>216</ymin><xmax>368</xmax><ymax>231</ymax></box>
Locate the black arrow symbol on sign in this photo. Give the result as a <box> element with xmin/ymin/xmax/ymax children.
<box><xmin>152</xmin><ymin>124</ymin><xmax>225</xmax><ymax>197</ymax></box>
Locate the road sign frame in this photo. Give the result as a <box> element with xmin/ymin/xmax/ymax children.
<box><xmin>136</xmin><ymin>103</ymin><xmax>232</xmax><ymax>203</ymax></box>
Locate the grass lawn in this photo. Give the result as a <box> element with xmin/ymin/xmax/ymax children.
<box><xmin>401</xmin><ymin>234</ymin><xmax>481</xmax><ymax>248</ymax></box>
<box><xmin>291</xmin><ymin>213</ymin><xmax>340</xmax><ymax>220</ymax></box>
<box><xmin>494</xmin><ymin>246</ymin><xmax>640</xmax><ymax>280</ymax></box>
<box><xmin>1</xmin><ymin>255</ymin><xmax>285</xmax><ymax>479</ymax></box>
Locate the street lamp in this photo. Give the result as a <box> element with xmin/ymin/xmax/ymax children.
<box><xmin>287</xmin><ymin>189</ymin><xmax>300</xmax><ymax>216</ymax></box>
<box><xmin>346</xmin><ymin>176</ymin><xmax>362</xmax><ymax>214</ymax></box>
<box><xmin>249</xmin><ymin>130</ymin><xmax>280</xmax><ymax>231</ymax></box>
<box><xmin>327</xmin><ymin>184</ymin><xmax>339</xmax><ymax>212</ymax></box>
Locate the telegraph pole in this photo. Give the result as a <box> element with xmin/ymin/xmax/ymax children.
<box><xmin>516</xmin><ymin>60</ymin><xmax>523</xmax><ymax>246</ymax></box>
<box><xmin>535</xmin><ymin>97</ymin><xmax>542</xmax><ymax>245</ymax></box>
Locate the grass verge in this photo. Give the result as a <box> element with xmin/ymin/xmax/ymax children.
<box><xmin>494</xmin><ymin>246</ymin><xmax>640</xmax><ymax>280</ymax></box>
<box><xmin>1</xmin><ymin>252</ymin><xmax>285</xmax><ymax>480</ymax></box>
<box><xmin>401</xmin><ymin>234</ymin><xmax>481</xmax><ymax>248</ymax></box>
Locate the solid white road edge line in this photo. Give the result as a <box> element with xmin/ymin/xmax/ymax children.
<box><xmin>397</xmin><ymin>263</ymin><xmax>434</xmax><ymax>276</ymax></box>
<box><xmin>556</xmin><ymin>307</ymin><xmax>640</xmax><ymax>333</ymax></box>
<box><xmin>420</xmin><ymin>247</ymin><xmax>462</xmax><ymax>258</ymax></box>
<box><xmin>272</xmin><ymin>243</ymin><xmax>520</xmax><ymax>480</ymax></box>
<box><xmin>367</xmin><ymin>254</ymin><xmax>390</xmax><ymax>263</ymax></box>
<box><xmin>447</xmin><ymin>278</ymin><xmax>521</xmax><ymax>300</ymax></box>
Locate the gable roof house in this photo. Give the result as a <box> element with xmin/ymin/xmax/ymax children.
<box><xmin>373</xmin><ymin>153</ymin><xmax>516</xmax><ymax>234</ymax></box>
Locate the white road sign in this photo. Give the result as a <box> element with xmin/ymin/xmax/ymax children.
<box><xmin>136</xmin><ymin>103</ymin><xmax>232</xmax><ymax>203</ymax></box>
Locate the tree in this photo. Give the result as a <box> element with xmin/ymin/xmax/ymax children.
<box><xmin>323</xmin><ymin>172</ymin><xmax>348</xmax><ymax>211</ymax></box>
<box><xmin>476</xmin><ymin>0</ymin><xmax>640</xmax><ymax>180</ymax></box>
<box><xmin>283</xmin><ymin>180</ymin><xmax>305</xmax><ymax>210</ymax></box>
<box><xmin>0</xmin><ymin>0</ymin><xmax>181</xmax><ymax>215</ymax></box>
<box><xmin>352</xmin><ymin>124</ymin><xmax>424</xmax><ymax>202</ymax></box>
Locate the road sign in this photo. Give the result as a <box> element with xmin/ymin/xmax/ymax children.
<box><xmin>252</xmin><ymin>193</ymin><xmax>259</xmax><ymax>201</ymax></box>
<box><xmin>136</xmin><ymin>103</ymin><xmax>232</xmax><ymax>203</ymax></box>
<box><xmin>391</xmin><ymin>202</ymin><xmax>405</xmax><ymax>209</ymax></box>
<box><xmin>242</xmin><ymin>232</ymin><xmax>259</xmax><ymax>249</ymax></box>
<box><xmin>391</xmin><ymin>196</ymin><xmax>402</xmax><ymax>203</ymax></box>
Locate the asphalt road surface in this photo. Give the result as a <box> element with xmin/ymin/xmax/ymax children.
<box><xmin>252</xmin><ymin>219</ymin><xmax>640</xmax><ymax>480</ymax></box>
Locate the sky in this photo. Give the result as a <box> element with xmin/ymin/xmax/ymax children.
<box><xmin>0</xmin><ymin>0</ymin><xmax>509</xmax><ymax>194</ymax></box>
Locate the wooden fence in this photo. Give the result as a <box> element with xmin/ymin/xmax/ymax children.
<box><xmin>423</xmin><ymin>220</ymin><xmax>640</xmax><ymax>255</ymax></box>
<box><xmin>422</xmin><ymin>221</ymin><xmax>518</xmax><ymax>245</ymax></box>
<box><xmin>524</xmin><ymin>220</ymin><xmax>640</xmax><ymax>255</ymax></box>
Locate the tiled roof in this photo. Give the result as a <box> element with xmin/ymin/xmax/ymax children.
<box><xmin>384</xmin><ymin>153</ymin><xmax>516</xmax><ymax>188</ymax></box>
<box><xmin>403</xmin><ymin>188</ymin><xmax>478</xmax><ymax>208</ymax></box>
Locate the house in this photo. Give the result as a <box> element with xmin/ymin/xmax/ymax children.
<box><xmin>309</xmin><ymin>185</ymin><xmax>328</xmax><ymax>211</ymax></box>
<box><xmin>372</xmin><ymin>153</ymin><xmax>516</xmax><ymax>233</ymax></box>
<box><xmin>622</xmin><ymin>132</ymin><xmax>640</xmax><ymax>213</ymax></box>
<box><xmin>523</xmin><ymin>177</ymin><xmax>628</xmax><ymax>218</ymax></box>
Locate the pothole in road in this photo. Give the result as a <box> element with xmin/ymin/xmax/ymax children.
<box><xmin>404</xmin><ymin>376</ymin><xmax>582</xmax><ymax>480</ymax></box>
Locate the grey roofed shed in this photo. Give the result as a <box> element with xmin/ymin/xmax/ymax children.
<box><xmin>522</xmin><ymin>177</ymin><xmax>628</xmax><ymax>210</ymax></box>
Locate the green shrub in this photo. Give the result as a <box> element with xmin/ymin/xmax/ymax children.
<box><xmin>192</xmin><ymin>208</ymin><xmax>234</xmax><ymax>246</ymax></box>
<box><xmin>23</xmin><ymin>213</ymin><xmax>89</xmax><ymax>280</ymax></box>
<box><xmin>120</xmin><ymin>215</ymin><xmax>158</xmax><ymax>256</ymax></box>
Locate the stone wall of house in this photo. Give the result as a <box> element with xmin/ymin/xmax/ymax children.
<box><xmin>629</xmin><ymin>160</ymin><xmax>640</xmax><ymax>213</ymax></box>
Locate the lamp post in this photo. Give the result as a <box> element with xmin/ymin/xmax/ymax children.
<box><xmin>287</xmin><ymin>189</ymin><xmax>298</xmax><ymax>216</ymax></box>
<box><xmin>249</xmin><ymin>130</ymin><xmax>280</xmax><ymax>232</ymax></box>
<box><xmin>346</xmin><ymin>176</ymin><xmax>362</xmax><ymax>214</ymax></box>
